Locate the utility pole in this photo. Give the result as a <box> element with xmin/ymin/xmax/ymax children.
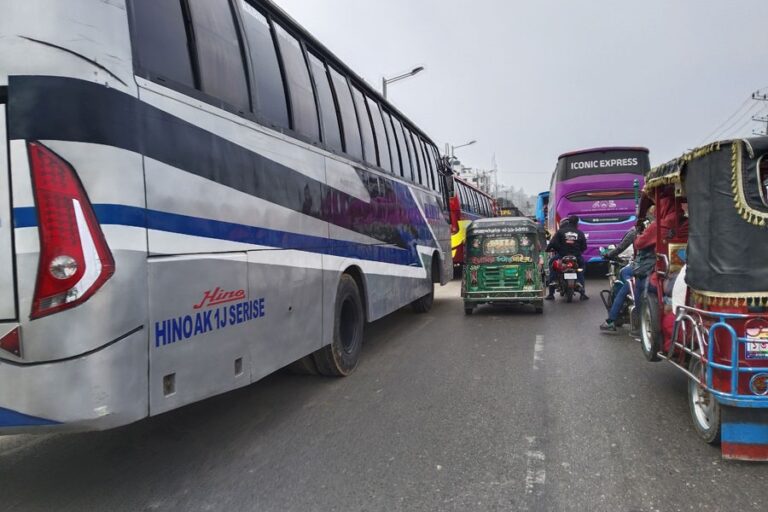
<box><xmin>752</xmin><ymin>91</ymin><xmax>768</xmax><ymax>136</ymax></box>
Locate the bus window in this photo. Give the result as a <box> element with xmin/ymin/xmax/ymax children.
<box><xmin>130</xmin><ymin>0</ymin><xmax>195</xmax><ymax>88</ymax></box>
<box><xmin>329</xmin><ymin>68</ymin><xmax>362</xmax><ymax>160</ymax></box>
<box><xmin>418</xmin><ymin>139</ymin><xmax>431</xmax><ymax>189</ymax></box>
<box><xmin>420</xmin><ymin>139</ymin><xmax>435</xmax><ymax>190</ymax></box>
<box><xmin>274</xmin><ymin>23</ymin><xmax>320</xmax><ymax>141</ymax></box>
<box><xmin>367</xmin><ymin>97</ymin><xmax>392</xmax><ymax>172</ymax></box>
<box><xmin>307</xmin><ymin>52</ymin><xmax>343</xmax><ymax>152</ymax></box>
<box><xmin>393</xmin><ymin>118</ymin><xmax>413</xmax><ymax>180</ymax></box>
<box><xmin>350</xmin><ymin>85</ymin><xmax>377</xmax><ymax>166</ymax></box>
<box><xmin>458</xmin><ymin>183</ymin><xmax>467</xmax><ymax>210</ymax></box>
<box><xmin>407</xmin><ymin>129</ymin><xmax>424</xmax><ymax>185</ymax></box>
<box><xmin>188</xmin><ymin>0</ymin><xmax>250</xmax><ymax>112</ymax></box>
<box><xmin>240</xmin><ymin>3</ymin><xmax>290</xmax><ymax>129</ymax></box>
<box><xmin>383</xmin><ymin>111</ymin><xmax>403</xmax><ymax>176</ymax></box>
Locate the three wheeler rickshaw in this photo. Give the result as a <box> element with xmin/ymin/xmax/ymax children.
<box><xmin>638</xmin><ymin>138</ymin><xmax>768</xmax><ymax>460</ymax></box>
<box><xmin>462</xmin><ymin>217</ymin><xmax>547</xmax><ymax>315</ymax></box>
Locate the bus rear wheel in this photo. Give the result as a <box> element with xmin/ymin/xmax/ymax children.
<box><xmin>314</xmin><ymin>274</ymin><xmax>364</xmax><ymax>377</ymax></box>
<box><xmin>411</xmin><ymin>259</ymin><xmax>438</xmax><ymax>314</ymax></box>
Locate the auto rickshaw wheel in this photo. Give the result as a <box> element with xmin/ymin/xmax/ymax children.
<box><xmin>687</xmin><ymin>357</ymin><xmax>721</xmax><ymax>444</ymax></box>
<box><xmin>534</xmin><ymin>300</ymin><xmax>544</xmax><ymax>314</ymax></box>
<box><xmin>464</xmin><ymin>304</ymin><xmax>474</xmax><ymax>316</ymax></box>
<box><xmin>314</xmin><ymin>274</ymin><xmax>364</xmax><ymax>377</ymax></box>
<box><xmin>640</xmin><ymin>291</ymin><xmax>662</xmax><ymax>362</ymax></box>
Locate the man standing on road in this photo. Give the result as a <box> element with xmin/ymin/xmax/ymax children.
<box><xmin>546</xmin><ymin>215</ymin><xmax>589</xmax><ymax>300</ymax></box>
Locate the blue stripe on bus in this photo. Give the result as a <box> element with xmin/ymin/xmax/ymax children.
<box><xmin>721</xmin><ymin>423</ymin><xmax>768</xmax><ymax>444</ymax></box>
<box><xmin>7</xmin><ymin>76</ymin><xmax>439</xmax><ymax>254</ymax></box>
<box><xmin>0</xmin><ymin>406</ymin><xmax>59</xmax><ymax>427</ymax></box>
<box><xmin>14</xmin><ymin>205</ymin><xmax>421</xmax><ymax>267</ymax></box>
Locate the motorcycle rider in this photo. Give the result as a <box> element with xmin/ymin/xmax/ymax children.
<box><xmin>599</xmin><ymin>226</ymin><xmax>645</xmax><ymax>333</ymax></box>
<box><xmin>545</xmin><ymin>215</ymin><xmax>588</xmax><ymax>300</ymax></box>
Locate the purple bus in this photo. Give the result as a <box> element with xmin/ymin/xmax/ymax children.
<box><xmin>547</xmin><ymin>147</ymin><xmax>649</xmax><ymax>262</ymax></box>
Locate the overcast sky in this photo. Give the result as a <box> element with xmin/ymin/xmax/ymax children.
<box><xmin>272</xmin><ymin>0</ymin><xmax>768</xmax><ymax>194</ymax></box>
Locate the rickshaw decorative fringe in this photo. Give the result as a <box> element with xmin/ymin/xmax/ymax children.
<box><xmin>691</xmin><ymin>289</ymin><xmax>768</xmax><ymax>307</ymax></box>
<box><xmin>731</xmin><ymin>141</ymin><xmax>768</xmax><ymax>227</ymax></box>
<box><xmin>644</xmin><ymin>141</ymin><xmax>722</xmax><ymax>193</ymax></box>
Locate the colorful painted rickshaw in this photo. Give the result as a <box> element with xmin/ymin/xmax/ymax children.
<box><xmin>638</xmin><ymin>138</ymin><xmax>768</xmax><ymax>460</ymax></box>
<box><xmin>462</xmin><ymin>217</ymin><xmax>547</xmax><ymax>315</ymax></box>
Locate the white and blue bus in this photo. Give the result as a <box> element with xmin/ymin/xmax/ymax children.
<box><xmin>0</xmin><ymin>0</ymin><xmax>451</xmax><ymax>432</ymax></box>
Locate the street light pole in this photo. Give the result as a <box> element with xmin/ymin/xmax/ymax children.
<box><xmin>450</xmin><ymin>139</ymin><xmax>477</xmax><ymax>158</ymax></box>
<box><xmin>382</xmin><ymin>66</ymin><xmax>425</xmax><ymax>99</ymax></box>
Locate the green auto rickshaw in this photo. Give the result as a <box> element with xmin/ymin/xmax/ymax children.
<box><xmin>462</xmin><ymin>217</ymin><xmax>547</xmax><ymax>315</ymax></box>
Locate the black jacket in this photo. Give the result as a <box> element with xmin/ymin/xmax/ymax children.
<box><xmin>546</xmin><ymin>223</ymin><xmax>587</xmax><ymax>257</ymax></box>
<box><xmin>605</xmin><ymin>227</ymin><xmax>637</xmax><ymax>260</ymax></box>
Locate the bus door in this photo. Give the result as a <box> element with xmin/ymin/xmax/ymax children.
<box><xmin>0</xmin><ymin>99</ymin><xmax>16</xmax><ymax>321</ymax></box>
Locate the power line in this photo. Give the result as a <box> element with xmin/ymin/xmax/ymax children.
<box><xmin>698</xmin><ymin>86</ymin><xmax>768</xmax><ymax>145</ymax></box>
<box><xmin>723</xmin><ymin>105</ymin><xmax>768</xmax><ymax>139</ymax></box>
<box><xmin>710</xmin><ymin>101</ymin><xmax>763</xmax><ymax>141</ymax></box>
<box><xmin>752</xmin><ymin>92</ymin><xmax>768</xmax><ymax>136</ymax></box>
<box><xmin>698</xmin><ymin>97</ymin><xmax>753</xmax><ymax>145</ymax></box>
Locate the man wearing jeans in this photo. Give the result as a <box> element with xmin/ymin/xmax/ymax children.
<box><xmin>600</xmin><ymin>242</ymin><xmax>655</xmax><ymax>333</ymax></box>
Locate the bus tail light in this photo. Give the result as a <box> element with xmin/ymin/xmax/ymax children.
<box><xmin>449</xmin><ymin>196</ymin><xmax>460</xmax><ymax>234</ymax></box>
<box><xmin>27</xmin><ymin>142</ymin><xmax>115</xmax><ymax>319</ymax></box>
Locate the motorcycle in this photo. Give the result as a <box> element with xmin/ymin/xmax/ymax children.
<box><xmin>551</xmin><ymin>254</ymin><xmax>584</xmax><ymax>303</ymax></box>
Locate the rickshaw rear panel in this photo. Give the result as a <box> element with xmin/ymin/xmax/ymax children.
<box><xmin>462</xmin><ymin>217</ymin><xmax>546</xmax><ymax>314</ymax></box>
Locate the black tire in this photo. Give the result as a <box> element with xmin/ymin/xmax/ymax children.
<box><xmin>287</xmin><ymin>355</ymin><xmax>319</xmax><ymax>375</ymax></box>
<box><xmin>411</xmin><ymin>260</ymin><xmax>438</xmax><ymax>313</ymax></box>
<box><xmin>640</xmin><ymin>290</ymin><xmax>662</xmax><ymax>362</ymax></box>
<box><xmin>464</xmin><ymin>304</ymin><xmax>474</xmax><ymax>316</ymax></box>
<box><xmin>565</xmin><ymin>286</ymin><xmax>574</xmax><ymax>303</ymax></box>
<box><xmin>688</xmin><ymin>357</ymin><xmax>721</xmax><ymax>444</ymax></box>
<box><xmin>314</xmin><ymin>274</ymin><xmax>364</xmax><ymax>377</ymax></box>
<box><xmin>534</xmin><ymin>300</ymin><xmax>544</xmax><ymax>314</ymax></box>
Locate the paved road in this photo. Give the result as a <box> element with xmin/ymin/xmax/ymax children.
<box><xmin>0</xmin><ymin>278</ymin><xmax>766</xmax><ymax>512</ymax></box>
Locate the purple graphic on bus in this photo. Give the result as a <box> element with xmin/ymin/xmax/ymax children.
<box><xmin>547</xmin><ymin>147</ymin><xmax>649</xmax><ymax>262</ymax></box>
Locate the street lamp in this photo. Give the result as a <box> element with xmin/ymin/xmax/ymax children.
<box><xmin>382</xmin><ymin>66</ymin><xmax>425</xmax><ymax>99</ymax></box>
<box><xmin>450</xmin><ymin>140</ymin><xmax>477</xmax><ymax>157</ymax></box>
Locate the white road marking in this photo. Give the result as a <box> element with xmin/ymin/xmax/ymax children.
<box><xmin>533</xmin><ymin>334</ymin><xmax>544</xmax><ymax>370</ymax></box>
<box><xmin>524</xmin><ymin>436</ymin><xmax>546</xmax><ymax>501</ymax></box>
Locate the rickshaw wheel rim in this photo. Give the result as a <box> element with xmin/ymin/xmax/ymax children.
<box><xmin>689</xmin><ymin>360</ymin><xmax>715</xmax><ymax>431</ymax></box>
<box><xmin>641</xmin><ymin>303</ymin><xmax>653</xmax><ymax>352</ymax></box>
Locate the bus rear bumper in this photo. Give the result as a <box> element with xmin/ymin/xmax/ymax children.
<box><xmin>0</xmin><ymin>328</ymin><xmax>148</xmax><ymax>435</ymax></box>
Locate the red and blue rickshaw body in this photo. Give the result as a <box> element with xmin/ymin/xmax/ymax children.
<box><xmin>641</xmin><ymin>139</ymin><xmax>768</xmax><ymax>460</ymax></box>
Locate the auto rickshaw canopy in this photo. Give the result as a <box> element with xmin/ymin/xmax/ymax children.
<box><xmin>645</xmin><ymin>138</ymin><xmax>768</xmax><ymax>300</ymax></box>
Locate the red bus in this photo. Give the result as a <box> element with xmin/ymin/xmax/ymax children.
<box><xmin>450</xmin><ymin>176</ymin><xmax>497</xmax><ymax>269</ymax></box>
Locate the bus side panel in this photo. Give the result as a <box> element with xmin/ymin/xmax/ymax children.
<box><xmin>148</xmin><ymin>254</ymin><xmax>251</xmax><ymax>415</ymax></box>
<box><xmin>0</xmin><ymin>105</ymin><xmax>15</xmax><ymax>321</ymax></box>
<box><xmin>247</xmin><ymin>251</ymin><xmax>324</xmax><ymax>383</ymax></box>
<box><xmin>0</xmin><ymin>329</ymin><xmax>147</xmax><ymax>432</ymax></box>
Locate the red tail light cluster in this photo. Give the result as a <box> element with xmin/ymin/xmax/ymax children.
<box><xmin>449</xmin><ymin>196</ymin><xmax>460</xmax><ymax>234</ymax></box>
<box><xmin>28</xmin><ymin>142</ymin><xmax>115</xmax><ymax>319</ymax></box>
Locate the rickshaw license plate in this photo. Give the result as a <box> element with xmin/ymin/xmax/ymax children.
<box><xmin>564</xmin><ymin>273</ymin><xmax>577</xmax><ymax>280</ymax></box>
<box><xmin>746</xmin><ymin>326</ymin><xmax>768</xmax><ymax>360</ymax></box>
<box><xmin>747</xmin><ymin>342</ymin><xmax>768</xmax><ymax>360</ymax></box>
